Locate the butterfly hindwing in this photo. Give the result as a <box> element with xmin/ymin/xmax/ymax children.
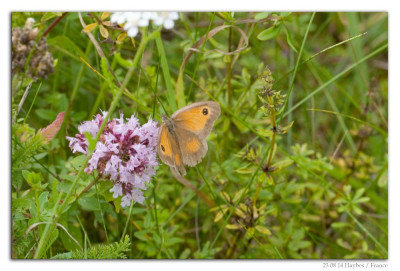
<box><xmin>174</xmin><ymin>127</ymin><xmax>208</xmax><ymax>167</ymax></box>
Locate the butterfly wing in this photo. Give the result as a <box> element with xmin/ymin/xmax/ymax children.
<box><xmin>171</xmin><ymin>101</ymin><xmax>221</xmax><ymax>138</ymax></box>
<box><xmin>157</xmin><ymin>123</ymin><xmax>186</xmax><ymax>176</ymax></box>
<box><xmin>174</xmin><ymin>127</ymin><xmax>208</xmax><ymax>166</ymax></box>
<box><xmin>171</xmin><ymin>101</ymin><xmax>220</xmax><ymax>167</ymax></box>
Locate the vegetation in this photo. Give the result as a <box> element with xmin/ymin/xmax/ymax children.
<box><xmin>11</xmin><ymin>12</ymin><xmax>388</xmax><ymax>259</ymax></box>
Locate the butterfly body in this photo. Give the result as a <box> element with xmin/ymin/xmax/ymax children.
<box><xmin>157</xmin><ymin>101</ymin><xmax>221</xmax><ymax>176</ymax></box>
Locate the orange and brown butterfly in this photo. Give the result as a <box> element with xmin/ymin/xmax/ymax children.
<box><xmin>157</xmin><ymin>101</ymin><xmax>221</xmax><ymax>176</ymax></box>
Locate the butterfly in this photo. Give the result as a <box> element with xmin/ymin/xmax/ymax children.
<box><xmin>157</xmin><ymin>101</ymin><xmax>221</xmax><ymax>176</ymax></box>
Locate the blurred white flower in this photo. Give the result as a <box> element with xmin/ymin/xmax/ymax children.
<box><xmin>110</xmin><ymin>11</ymin><xmax>179</xmax><ymax>38</ymax></box>
<box><xmin>153</xmin><ymin>12</ymin><xmax>179</xmax><ymax>29</ymax></box>
<box><xmin>110</xmin><ymin>12</ymin><xmax>150</xmax><ymax>37</ymax></box>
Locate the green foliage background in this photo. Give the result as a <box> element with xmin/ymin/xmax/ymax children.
<box><xmin>11</xmin><ymin>12</ymin><xmax>388</xmax><ymax>259</ymax></box>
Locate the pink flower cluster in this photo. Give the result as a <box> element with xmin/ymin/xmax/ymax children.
<box><xmin>66</xmin><ymin>111</ymin><xmax>159</xmax><ymax>207</ymax></box>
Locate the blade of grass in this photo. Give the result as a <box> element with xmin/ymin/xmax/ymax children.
<box><xmin>307</xmin><ymin>108</ymin><xmax>387</xmax><ymax>137</ymax></box>
<box><xmin>278</xmin><ymin>12</ymin><xmax>315</xmax><ymax>124</ymax></box>
<box><xmin>346</xmin><ymin>211</ymin><xmax>388</xmax><ymax>257</ymax></box>
<box><xmin>155</xmin><ymin>32</ymin><xmax>177</xmax><ymax>113</ymax></box>
<box><xmin>282</xmin><ymin>43</ymin><xmax>388</xmax><ymax>119</ymax></box>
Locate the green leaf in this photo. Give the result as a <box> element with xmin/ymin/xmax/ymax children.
<box><xmin>353</xmin><ymin>188</ymin><xmax>365</xmax><ymax>200</ymax></box>
<box><xmin>236</xmin><ymin>164</ymin><xmax>256</xmax><ymax>174</ymax></box>
<box><xmin>255</xmin><ymin>225</ymin><xmax>272</xmax><ymax>236</ymax></box>
<box><xmin>12</xmin><ymin>197</ymin><xmax>32</xmax><ymax>211</ymax></box>
<box><xmin>245</xmin><ymin>227</ymin><xmax>255</xmax><ymax>239</ymax></box>
<box><xmin>226</xmin><ymin>224</ymin><xmax>241</xmax><ymax>230</ymax></box>
<box><xmin>214</xmin><ymin>210</ymin><xmax>225</xmax><ymax>222</ymax></box>
<box><xmin>217</xmin><ymin>12</ymin><xmax>234</xmax><ymax>22</ymax></box>
<box><xmin>78</xmin><ymin>197</ymin><xmax>101</xmax><ymax>211</ymax></box>
<box><xmin>256</xmin><ymin>128</ymin><xmax>274</xmax><ymax>138</ymax></box>
<box><xmin>280</xmin><ymin>12</ymin><xmax>292</xmax><ymax>18</ymax></box>
<box><xmin>23</xmin><ymin>171</ymin><xmax>42</xmax><ymax>190</ymax></box>
<box><xmin>331</xmin><ymin>222</ymin><xmax>350</xmax><ymax>229</ymax></box>
<box><xmin>47</xmin><ymin>35</ymin><xmax>85</xmax><ymax>59</ymax></box>
<box><xmin>165</xmin><ymin>237</ymin><xmax>184</xmax><ymax>246</ymax></box>
<box><xmin>179</xmin><ymin>248</ymin><xmax>191</xmax><ymax>259</ymax></box>
<box><xmin>114</xmin><ymin>52</ymin><xmax>134</xmax><ymax>68</ymax></box>
<box><xmin>279</xmin><ymin>121</ymin><xmax>294</xmax><ymax>134</ymax></box>
<box><xmin>255</xmin><ymin>12</ymin><xmax>270</xmax><ymax>20</ymax></box>
<box><xmin>134</xmin><ymin>230</ymin><xmax>149</xmax><ymax>241</ymax></box>
<box><xmin>100</xmin><ymin>57</ymin><xmax>115</xmax><ymax>91</ymax></box>
<box><xmin>257</xmin><ymin>24</ymin><xmax>282</xmax><ymax>41</ymax></box>
<box><xmin>232</xmin><ymin>189</ymin><xmax>245</xmax><ymax>203</ymax></box>
<box><xmin>39</xmin><ymin>191</ymin><xmax>49</xmax><ymax>211</ymax></box>
<box><xmin>41</xmin><ymin>12</ymin><xmax>63</xmax><ymax>22</ymax></box>
<box><xmin>285</xmin><ymin>28</ymin><xmax>298</xmax><ymax>53</ymax></box>
<box><xmin>270</xmin><ymin>158</ymin><xmax>294</xmax><ymax>172</ymax></box>
<box><xmin>69</xmin><ymin>155</ymin><xmax>87</xmax><ymax>171</ymax></box>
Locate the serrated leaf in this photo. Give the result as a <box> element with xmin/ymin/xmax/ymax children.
<box><xmin>255</xmin><ymin>12</ymin><xmax>270</xmax><ymax>20</ymax></box>
<box><xmin>255</xmin><ymin>225</ymin><xmax>272</xmax><ymax>235</ymax></box>
<box><xmin>257</xmin><ymin>24</ymin><xmax>282</xmax><ymax>41</ymax></box>
<box><xmin>99</xmin><ymin>25</ymin><xmax>109</xmax><ymax>39</ymax></box>
<box><xmin>83</xmin><ymin>23</ymin><xmax>98</xmax><ymax>33</ymax></box>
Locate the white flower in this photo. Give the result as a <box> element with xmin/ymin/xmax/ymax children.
<box><xmin>110</xmin><ymin>12</ymin><xmax>150</xmax><ymax>37</ymax></box>
<box><xmin>110</xmin><ymin>12</ymin><xmax>179</xmax><ymax>38</ymax></box>
<box><xmin>153</xmin><ymin>12</ymin><xmax>179</xmax><ymax>29</ymax></box>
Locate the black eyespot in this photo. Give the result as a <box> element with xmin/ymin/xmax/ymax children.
<box><xmin>161</xmin><ymin>145</ymin><xmax>165</xmax><ymax>152</ymax></box>
<box><xmin>202</xmin><ymin>108</ymin><xmax>208</xmax><ymax>115</ymax></box>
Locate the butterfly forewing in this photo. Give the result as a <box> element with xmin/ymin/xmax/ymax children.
<box><xmin>172</xmin><ymin>101</ymin><xmax>221</xmax><ymax>138</ymax></box>
<box><xmin>157</xmin><ymin>124</ymin><xmax>186</xmax><ymax>175</ymax></box>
